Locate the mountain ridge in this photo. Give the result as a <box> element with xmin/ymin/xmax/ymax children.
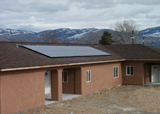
<box><xmin>0</xmin><ymin>26</ymin><xmax>160</xmax><ymax>43</ymax></box>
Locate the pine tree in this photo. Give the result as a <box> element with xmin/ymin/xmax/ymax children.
<box><xmin>99</xmin><ymin>31</ymin><xmax>115</xmax><ymax>45</ymax></box>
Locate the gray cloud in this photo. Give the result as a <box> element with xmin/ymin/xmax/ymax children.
<box><xmin>129</xmin><ymin>6</ymin><xmax>153</xmax><ymax>17</ymax></box>
<box><xmin>0</xmin><ymin>0</ymin><xmax>160</xmax><ymax>31</ymax></box>
<box><xmin>28</xmin><ymin>1</ymin><xmax>70</xmax><ymax>12</ymax></box>
<box><xmin>146</xmin><ymin>14</ymin><xmax>160</xmax><ymax>19</ymax></box>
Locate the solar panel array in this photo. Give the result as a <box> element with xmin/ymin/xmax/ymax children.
<box><xmin>22</xmin><ymin>45</ymin><xmax>111</xmax><ymax>57</ymax></box>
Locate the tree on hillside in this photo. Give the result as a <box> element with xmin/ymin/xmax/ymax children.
<box><xmin>114</xmin><ymin>19</ymin><xmax>139</xmax><ymax>44</ymax></box>
<box><xmin>42</xmin><ymin>31</ymin><xmax>60</xmax><ymax>43</ymax></box>
<box><xmin>99</xmin><ymin>31</ymin><xmax>115</xmax><ymax>45</ymax></box>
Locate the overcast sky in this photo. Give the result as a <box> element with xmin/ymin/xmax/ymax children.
<box><xmin>0</xmin><ymin>0</ymin><xmax>160</xmax><ymax>32</ymax></box>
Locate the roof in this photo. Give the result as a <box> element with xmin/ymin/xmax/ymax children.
<box><xmin>104</xmin><ymin>45</ymin><xmax>160</xmax><ymax>60</ymax></box>
<box><xmin>0</xmin><ymin>42</ymin><xmax>160</xmax><ymax>71</ymax></box>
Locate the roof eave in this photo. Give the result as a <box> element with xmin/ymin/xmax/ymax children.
<box><xmin>0</xmin><ymin>59</ymin><xmax>125</xmax><ymax>72</ymax></box>
<box><xmin>125</xmin><ymin>59</ymin><xmax>160</xmax><ymax>61</ymax></box>
<box><xmin>1</xmin><ymin>59</ymin><xmax>160</xmax><ymax>72</ymax></box>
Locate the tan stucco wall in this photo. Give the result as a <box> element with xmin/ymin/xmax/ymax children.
<box><xmin>51</xmin><ymin>69</ymin><xmax>62</xmax><ymax>101</ymax></box>
<box><xmin>0</xmin><ymin>69</ymin><xmax>45</xmax><ymax>114</ymax></box>
<box><xmin>62</xmin><ymin>68</ymin><xmax>75</xmax><ymax>94</ymax></box>
<box><xmin>80</xmin><ymin>62</ymin><xmax>122</xmax><ymax>95</ymax></box>
<box><xmin>74</xmin><ymin>68</ymin><xmax>82</xmax><ymax>94</ymax></box>
<box><xmin>144</xmin><ymin>64</ymin><xmax>151</xmax><ymax>84</ymax></box>
<box><xmin>62</xmin><ymin>68</ymin><xmax>82</xmax><ymax>94</ymax></box>
<box><xmin>122</xmin><ymin>61</ymin><xmax>145</xmax><ymax>85</ymax></box>
<box><xmin>0</xmin><ymin>74</ymin><xmax>1</xmax><ymax>113</ymax></box>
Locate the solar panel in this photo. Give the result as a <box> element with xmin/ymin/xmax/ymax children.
<box><xmin>21</xmin><ymin>45</ymin><xmax>111</xmax><ymax>57</ymax></box>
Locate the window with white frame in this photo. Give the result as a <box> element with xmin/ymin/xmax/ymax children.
<box><xmin>126</xmin><ymin>66</ymin><xmax>134</xmax><ymax>76</ymax></box>
<box><xmin>62</xmin><ymin>70</ymin><xmax>68</xmax><ymax>83</ymax></box>
<box><xmin>86</xmin><ymin>70</ymin><xmax>91</xmax><ymax>82</ymax></box>
<box><xmin>114</xmin><ymin>67</ymin><xmax>119</xmax><ymax>78</ymax></box>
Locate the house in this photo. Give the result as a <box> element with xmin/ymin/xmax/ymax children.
<box><xmin>0</xmin><ymin>42</ymin><xmax>160</xmax><ymax>114</ymax></box>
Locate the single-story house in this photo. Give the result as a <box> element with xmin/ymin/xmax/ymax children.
<box><xmin>1</xmin><ymin>42</ymin><xmax>160</xmax><ymax>114</ymax></box>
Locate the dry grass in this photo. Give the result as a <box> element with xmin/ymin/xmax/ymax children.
<box><xmin>21</xmin><ymin>85</ymin><xmax>160</xmax><ymax>114</ymax></box>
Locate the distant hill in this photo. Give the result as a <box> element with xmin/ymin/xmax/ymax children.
<box><xmin>0</xmin><ymin>26</ymin><xmax>160</xmax><ymax>48</ymax></box>
<box><xmin>139</xmin><ymin>26</ymin><xmax>160</xmax><ymax>38</ymax></box>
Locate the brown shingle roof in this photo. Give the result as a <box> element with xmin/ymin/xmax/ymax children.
<box><xmin>104</xmin><ymin>44</ymin><xmax>160</xmax><ymax>59</ymax></box>
<box><xmin>0</xmin><ymin>42</ymin><xmax>160</xmax><ymax>70</ymax></box>
<box><xmin>0</xmin><ymin>42</ymin><xmax>122</xmax><ymax>69</ymax></box>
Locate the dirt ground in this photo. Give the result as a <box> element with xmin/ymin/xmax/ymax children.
<box><xmin>20</xmin><ymin>85</ymin><xmax>160</xmax><ymax>114</ymax></box>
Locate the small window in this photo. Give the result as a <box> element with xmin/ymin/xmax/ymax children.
<box><xmin>126</xmin><ymin>66</ymin><xmax>134</xmax><ymax>76</ymax></box>
<box><xmin>86</xmin><ymin>70</ymin><xmax>91</xmax><ymax>82</ymax></box>
<box><xmin>114</xmin><ymin>67</ymin><xmax>119</xmax><ymax>78</ymax></box>
<box><xmin>62</xmin><ymin>70</ymin><xmax>68</xmax><ymax>83</ymax></box>
<box><xmin>145</xmin><ymin>65</ymin><xmax>148</xmax><ymax>75</ymax></box>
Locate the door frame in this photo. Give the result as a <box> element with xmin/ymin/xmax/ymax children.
<box><xmin>151</xmin><ymin>65</ymin><xmax>160</xmax><ymax>83</ymax></box>
<box><xmin>45</xmin><ymin>71</ymin><xmax>51</xmax><ymax>94</ymax></box>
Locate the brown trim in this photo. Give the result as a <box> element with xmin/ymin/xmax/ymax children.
<box><xmin>125</xmin><ymin>59</ymin><xmax>160</xmax><ymax>61</ymax></box>
<box><xmin>0</xmin><ymin>59</ymin><xmax>125</xmax><ymax>72</ymax></box>
<box><xmin>1</xmin><ymin>59</ymin><xmax>160</xmax><ymax>72</ymax></box>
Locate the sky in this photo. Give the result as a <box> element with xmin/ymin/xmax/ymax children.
<box><xmin>0</xmin><ymin>0</ymin><xmax>160</xmax><ymax>32</ymax></box>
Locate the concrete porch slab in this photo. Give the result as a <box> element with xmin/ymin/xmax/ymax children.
<box><xmin>45</xmin><ymin>94</ymin><xmax>81</xmax><ymax>105</ymax></box>
<box><xmin>144</xmin><ymin>82</ymin><xmax>160</xmax><ymax>86</ymax></box>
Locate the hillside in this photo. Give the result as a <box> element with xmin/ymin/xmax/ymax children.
<box><xmin>0</xmin><ymin>26</ymin><xmax>160</xmax><ymax>48</ymax></box>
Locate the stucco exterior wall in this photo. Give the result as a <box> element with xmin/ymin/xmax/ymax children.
<box><xmin>122</xmin><ymin>61</ymin><xmax>145</xmax><ymax>85</ymax></box>
<box><xmin>62</xmin><ymin>68</ymin><xmax>82</xmax><ymax>94</ymax></box>
<box><xmin>62</xmin><ymin>68</ymin><xmax>75</xmax><ymax>94</ymax></box>
<box><xmin>0</xmin><ymin>69</ymin><xmax>45</xmax><ymax>114</ymax></box>
<box><xmin>80</xmin><ymin>62</ymin><xmax>122</xmax><ymax>95</ymax></box>
<box><xmin>74</xmin><ymin>68</ymin><xmax>82</xmax><ymax>94</ymax></box>
<box><xmin>144</xmin><ymin>64</ymin><xmax>151</xmax><ymax>84</ymax></box>
<box><xmin>0</xmin><ymin>74</ymin><xmax>1</xmax><ymax>113</ymax></box>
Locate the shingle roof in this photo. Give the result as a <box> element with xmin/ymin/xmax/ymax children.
<box><xmin>0</xmin><ymin>42</ymin><xmax>160</xmax><ymax>70</ymax></box>
<box><xmin>0</xmin><ymin>42</ymin><xmax>122</xmax><ymax>69</ymax></box>
<box><xmin>104</xmin><ymin>44</ymin><xmax>160</xmax><ymax>59</ymax></box>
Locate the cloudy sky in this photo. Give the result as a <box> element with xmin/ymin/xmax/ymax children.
<box><xmin>0</xmin><ymin>0</ymin><xmax>160</xmax><ymax>32</ymax></box>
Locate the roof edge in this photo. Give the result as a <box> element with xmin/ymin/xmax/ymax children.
<box><xmin>0</xmin><ymin>59</ymin><xmax>125</xmax><ymax>72</ymax></box>
<box><xmin>1</xmin><ymin>59</ymin><xmax>160</xmax><ymax>72</ymax></box>
<box><xmin>125</xmin><ymin>59</ymin><xmax>160</xmax><ymax>61</ymax></box>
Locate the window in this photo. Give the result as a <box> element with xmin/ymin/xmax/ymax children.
<box><xmin>62</xmin><ymin>70</ymin><xmax>68</xmax><ymax>83</ymax></box>
<box><xmin>126</xmin><ymin>66</ymin><xmax>134</xmax><ymax>76</ymax></box>
<box><xmin>86</xmin><ymin>70</ymin><xmax>91</xmax><ymax>82</ymax></box>
<box><xmin>145</xmin><ymin>65</ymin><xmax>148</xmax><ymax>75</ymax></box>
<box><xmin>114</xmin><ymin>67</ymin><xmax>119</xmax><ymax>78</ymax></box>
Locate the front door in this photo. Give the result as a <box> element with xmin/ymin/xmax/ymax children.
<box><xmin>151</xmin><ymin>65</ymin><xmax>160</xmax><ymax>83</ymax></box>
<box><xmin>45</xmin><ymin>71</ymin><xmax>51</xmax><ymax>94</ymax></box>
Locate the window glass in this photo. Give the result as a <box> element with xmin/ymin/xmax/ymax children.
<box><xmin>131</xmin><ymin>67</ymin><xmax>134</xmax><ymax>75</ymax></box>
<box><xmin>114</xmin><ymin>67</ymin><xmax>119</xmax><ymax>78</ymax></box>
<box><xmin>86</xmin><ymin>70</ymin><xmax>91</xmax><ymax>82</ymax></box>
<box><xmin>62</xmin><ymin>70</ymin><xmax>68</xmax><ymax>83</ymax></box>
<box><xmin>126</xmin><ymin>66</ymin><xmax>134</xmax><ymax>76</ymax></box>
<box><xmin>127</xmin><ymin>67</ymin><xmax>130</xmax><ymax>75</ymax></box>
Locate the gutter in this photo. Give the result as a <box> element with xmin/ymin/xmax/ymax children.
<box><xmin>124</xmin><ymin>59</ymin><xmax>160</xmax><ymax>61</ymax></box>
<box><xmin>0</xmin><ymin>59</ymin><xmax>125</xmax><ymax>72</ymax></box>
<box><xmin>1</xmin><ymin>59</ymin><xmax>160</xmax><ymax>72</ymax></box>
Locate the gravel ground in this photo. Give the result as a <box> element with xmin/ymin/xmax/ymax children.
<box><xmin>20</xmin><ymin>85</ymin><xmax>160</xmax><ymax>114</ymax></box>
